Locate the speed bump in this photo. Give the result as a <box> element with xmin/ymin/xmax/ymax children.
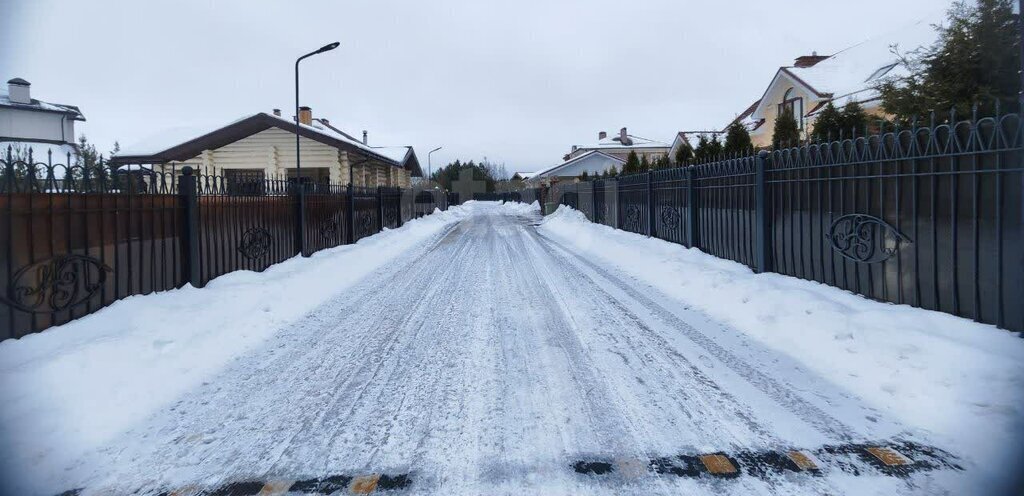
<box><xmin>865</xmin><ymin>446</ymin><xmax>911</xmax><ymax>466</ymax></box>
<box><xmin>786</xmin><ymin>450</ymin><xmax>819</xmax><ymax>471</ymax></box>
<box><xmin>350</xmin><ymin>474</ymin><xmax>381</xmax><ymax>494</ymax></box>
<box><xmin>699</xmin><ymin>454</ymin><xmax>739</xmax><ymax>476</ymax></box>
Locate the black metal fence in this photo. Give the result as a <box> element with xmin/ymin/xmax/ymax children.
<box><xmin>547</xmin><ymin>112</ymin><xmax>1024</xmax><ymax>333</ymax></box>
<box><xmin>0</xmin><ymin>149</ymin><xmax>451</xmax><ymax>340</ymax></box>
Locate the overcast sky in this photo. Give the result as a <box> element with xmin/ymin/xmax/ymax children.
<box><xmin>2</xmin><ymin>0</ymin><xmax>953</xmax><ymax>174</ymax></box>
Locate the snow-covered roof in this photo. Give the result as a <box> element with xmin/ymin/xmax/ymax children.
<box><xmin>513</xmin><ymin>171</ymin><xmax>537</xmax><ymax>179</ymax></box>
<box><xmin>746</xmin><ymin>19</ymin><xmax>938</xmax><ymax>124</ymax></box>
<box><xmin>788</xmin><ymin>20</ymin><xmax>935</xmax><ymax>102</ymax></box>
<box><xmin>114</xmin><ymin>112</ymin><xmax>401</xmax><ymax>167</ymax></box>
<box><xmin>370</xmin><ymin>146</ymin><xmax>412</xmax><ymax>164</ymax></box>
<box><xmin>531</xmin><ymin>150</ymin><xmax>625</xmax><ymax>180</ymax></box>
<box><xmin>0</xmin><ymin>91</ymin><xmax>85</xmax><ymax>121</ymax></box>
<box><xmin>573</xmin><ymin>133</ymin><xmax>670</xmax><ymax>152</ymax></box>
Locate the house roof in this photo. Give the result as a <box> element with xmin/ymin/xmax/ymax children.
<box><xmin>371</xmin><ymin>146</ymin><xmax>423</xmax><ymax>177</ymax></box>
<box><xmin>512</xmin><ymin>171</ymin><xmax>537</xmax><ymax>180</ymax></box>
<box><xmin>111</xmin><ymin>112</ymin><xmax>402</xmax><ymax>166</ymax></box>
<box><xmin>532</xmin><ymin>150</ymin><xmax>625</xmax><ymax>180</ymax></box>
<box><xmin>573</xmin><ymin>133</ymin><xmax>670</xmax><ymax>152</ymax></box>
<box><xmin>0</xmin><ymin>91</ymin><xmax>86</xmax><ymax>121</ymax></box>
<box><xmin>746</xmin><ymin>19</ymin><xmax>937</xmax><ymax>122</ymax></box>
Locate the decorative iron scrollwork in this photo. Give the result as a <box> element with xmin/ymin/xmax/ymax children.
<box><xmin>2</xmin><ymin>254</ymin><xmax>111</xmax><ymax>313</ymax></box>
<box><xmin>321</xmin><ymin>218</ymin><xmax>340</xmax><ymax>240</ymax></box>
<box><xmin>384</xmin><ymin>206</ymin><xmax>398</xmax><ymax>227</ymax></box>
<box><xmin>659</xmin><ymin>206</ymin><xmax>680</xmax><ymax>232</ymax></box>
<box><xmin>623</xmin><ymin>205</ymin><xmax>642</xmax><ymax>232</ymax></box>
<box><xmin>357</xmin><ymin>211</ymin><xmax>373</xmax><ymax>237</ymax></box>
<box><xmin>828</xmin><ymin>214</ymin><xmax>910</xmax><ymax>263</ymax></box>
<box><xmin>237</xmin><ymin>228</ymin><xmax>272</xmax><ymax>260</ymax></box>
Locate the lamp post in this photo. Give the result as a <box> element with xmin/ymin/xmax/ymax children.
<box><xmin>428</xmin><ymin>146</ymin><xmax>442</xmax><ymax>188</ymax></box>
<box><xmin>294</xmin><ymin>41</ymin><xmax>339</xmax><ymax>256</ymax></box>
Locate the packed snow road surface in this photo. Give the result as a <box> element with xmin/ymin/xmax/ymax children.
<box><xmin>10</xmin><ymin>202</ymin><xmax>980</xmax><ymax>495</ymax></box>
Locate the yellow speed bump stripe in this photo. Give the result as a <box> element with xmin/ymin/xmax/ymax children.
<box><xmin>865</xmin><ymin>446</ymin><xmax>912</xmax><ymax>466</ymax></box>
<box><xmin>699</xmin><ymin>454</ymin><xmax>738</xmax><ymax>475</ymax></box>
<box><xmin>350</xmin><ymin>473</ymin><xmax>381</xmax><ymax>494</ymax></box>
<box><xmin>787</xmin><ymin>450</ymin><xmax>819</xmax><ymax>471</ymax></box>
<box><xmin>258</xmin><ymin>480</ymin><xmax>295</xmax><ymax>495</ymax></box>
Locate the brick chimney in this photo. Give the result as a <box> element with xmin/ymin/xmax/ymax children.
<box><xmin>7</xmin><ymin>78</ymin><xmax>30</xmax><ymax>104</ymax></box>
<box><xmin>298</xmin><ymin>106</ymin><xmax>312</xmax><ymax>125</ymax></box>
<box><xmin>362</xmin><ymin>130</ymin><xmax>368</xmax><ymax>145</ymax></box>
<box><xmin>618</xmin><ymin>127</ymin><xmax>633</xmax><ymax>146</ymax></box>
<box><xmin>599</xmin><ymin>131</ymin><xmax>607</xmax><ymax>140</ymax></box>
<box><xmin>793</xmin><ymin>52</ymin><xmax>829</xmax><ymax>68</ymax></box>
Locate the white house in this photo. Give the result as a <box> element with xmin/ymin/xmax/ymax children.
<box><xmin>111</xmin><ymin>107</ymin><xmax>421</xmax><ymax>188</ymax></box>
<box><xmin>526</xmin><ymin>150</ymin><xmax>625</xmax><ymax>185</ymax></box>
<box><xmin>0</xmin><ymin>77</ymin><xmax>85</xmax><ymax>158</ymax></box>
<box><xmin>727</xmin><ymin>20</ymin><xmax>937</xmax><ymax>147</ymax></box>
<box><xmin>565</xmin><ymin>127</ymin><xmax>671</xmax><ymax>163</ymax></box>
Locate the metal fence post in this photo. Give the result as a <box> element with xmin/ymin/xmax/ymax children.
<box><xmin>646</xmin><ymin>170</ymin><xmax>654</xmax><ymax>236</ymax></box>
<box><xmin>687</xmin><ymin>166</ymin><xmax>698</xmax><ymax>248</ymax></box>
<box><xmin>347</xmin><ymin>183</ymin><xmax>355</xmax><ymax>244</ymax></box>
<box><xmin>755</xmin><ymin>150</ymin><xmax>772</xmax><ymax>274</ymax></box>
<box><xmin>377</xmin><ymin>186</ymin><xmax>384</xmax><ymax>231</ymax></box>
<box><xmin>295</xmin><ymin>183</ymin><xmax>307</xmax><ymax>257</ymax></box>
<box><xmin>396</xmin><ymin>187</ymin><xmax>403</xmax><ymax>228</ymax></box>
<box><xmin>591</xmin><ymin>180</ymin><xmax>598</xmax><ymax>223</ymax></box>
<box><xmin>614</xmin><ymin>178</ymin><xmax>621</xmax><ymax>229</ymax></box>
<box><xmin>178</xmin><ymin>166</ymin><xmax>202</xmax><ymax>288</ymax></box>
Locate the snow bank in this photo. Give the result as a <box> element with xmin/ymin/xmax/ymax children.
<box><xmin>0</xmin><ymin>206</ymin><xmax>470</xmax><ymax>488</ymax></box>
<box><xmin>539</xmin><ymin>205</ymin><xmax>1024</xmax><ymax>472</ymax></box>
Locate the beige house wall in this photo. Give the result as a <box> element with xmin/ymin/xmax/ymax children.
<box><xmin>749</xmin><ymin>73</ymin><xmax>888</xmax><ymax>148</ymax></box>
<box><xmin>158</xmin><ymin>128</ymin><xmax>406</xmax><ymax>187</ymax></box>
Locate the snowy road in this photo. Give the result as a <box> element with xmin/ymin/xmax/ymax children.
<box><xmin>58</xmin><ymin>202</ymin><xmax>963</xmax><ymax>495</ymax></box>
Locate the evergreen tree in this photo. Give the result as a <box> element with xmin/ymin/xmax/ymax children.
<box><xmin>811</xmin><ymin>101</ymin><xmax>844</xmax><ymax>141</ymax></box>
<box><xmin>723</xmin><ymin>122</ymin><xmax>752</xmax><ymax>156</ymax></box>
<box><xmin>772</xmin><ymin>107</ymin><xmax>802</xmax><ymax>149</ymax></box>
<box><xmin>693</xmin><ymin>135</ymin><xmax>710</xmax><ymax>162</ymax></box>
<box><xmin>639</xmin><ymin>154</ymin><xmax>650</xmax><ymax>172</ymax></box>
<box><xmin>840</xmin><ymin>101</ymin><xmax>868</xmax><ymax>136</ymax></box>
<box><xmin>607</xmin><ymin>165</ymin><xmax>619</xmax><ymax>177</ymax></box>
<box><xmin>623</xmin><ymin>151</ymin><xmax>640</xmax><ymax>175</ymax></box>
<box><xmin>878</xmin><ymin>0</ymin><xmax>1020</xmax><ymax>118</ymax></box>
<box><xmin>674</xmin><ymin>138</ymin><xmax>694</xmax><ymax>165</ymax></box>
<box><xmin>579</xmin><ymin>170</ymin><xmax>589</xmax><ymax>181</ymax></box>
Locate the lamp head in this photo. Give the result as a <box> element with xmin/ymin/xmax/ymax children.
<box><xmin>317</xmin><ymin>42</ymin><xmax>341</xmax><ymax>53</ymax></box>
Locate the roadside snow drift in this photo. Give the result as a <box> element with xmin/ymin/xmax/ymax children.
<box><xmin>539</xmin><ymin>205</ymin><xmax>1024</xmax><ymax>491</ymax></box>
<box><xmin>0</xmin><ymin>206</ymin><xmax>468</xmax><ymax>493</ymax></box>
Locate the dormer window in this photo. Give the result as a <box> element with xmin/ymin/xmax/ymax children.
<box><xmin>865</xmin><ymin>63</ymin><xmax>898</xmax><ymax>82</ymax></box>
<box><xmin>778</xmin><ymin>87</ymin><xmax>804</xmax><ymax>130</ymax></box>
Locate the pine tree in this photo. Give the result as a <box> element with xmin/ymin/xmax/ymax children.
<box><xmin>840</xmin><ymin>101</ymin><xmax>868</xmax><ymax>136</ymax></box>
<box><xmin>693</xmin><ymin>135</ymin><xmax>710</xmax><ymax>162</ymax></box>
<box><xmin>607</xmin><ymin>165</ymin><xmax>619</xmax><ymax>177</ymax></box>
<box><xmin>723</xmin><ymin>122</ymin><xmax>752</xmax><ymax>156</ymax></box>
<box><xmin>639</xmin><ymin>154</ymin><xmax>650</xmax><ymax>172</ymax></box>
<box><xmin>674</xmin><ymin>138</ymin><xmax>693</xmax><ymax>165</ymax></box>
<box><xmin>878</xmin><ymin>0</ymin><xmax>1020</xmax><ymax>118</ymax></box>
<box><xmin>772</xmin><ymin>107</ymin><xmax>801</xmax><ymax>149</ymax></box>
<box><xmin>811</xmin><ymin>101</ymin><xmax>844</xmax><ymax>141</ymax></box>
<box><xmin>579</xmin><ymin>170</ymin><xmax>589</xmax><ymax>181</ymax></box>
<box><xmin>623</xmin><ymin>151</ymin><xmax>640</xmax><ymax>175</ymax></box>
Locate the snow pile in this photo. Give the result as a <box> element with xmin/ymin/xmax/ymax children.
<box><xmin>539</xmin><ymin>205</ymin><xmax>1024</xmax><ymax>475</ymax></box>
<box><xmin>498</xmin><ymin>199</ymin><xmax>540</xmax><ymax>216</ymax></box>
<box><xmin>0</xmin><ymin>205</ymin><xmax>470</xmax><ymax>489</ymax></box>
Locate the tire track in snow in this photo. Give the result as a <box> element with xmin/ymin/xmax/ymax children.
<box><xmin>537</xmin><ymin>229</ymin><xmax>880</xmax><ymax>443</ymax></box>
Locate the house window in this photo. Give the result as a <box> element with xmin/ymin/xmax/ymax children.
<box><xmin>778</xmin><ymin>87</ymin><xmax>804</xmax><ymax>130</ymax></box>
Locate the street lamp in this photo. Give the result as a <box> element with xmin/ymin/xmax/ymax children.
<box><xmin>294</xmin><ymin>41</ymin><xmax>339</xmax><ymax>256</ymax></box>
<box><xmin>428</xmin><ymin>146</ymin><xmax>442</xmax><ymax>188</ymax></box>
